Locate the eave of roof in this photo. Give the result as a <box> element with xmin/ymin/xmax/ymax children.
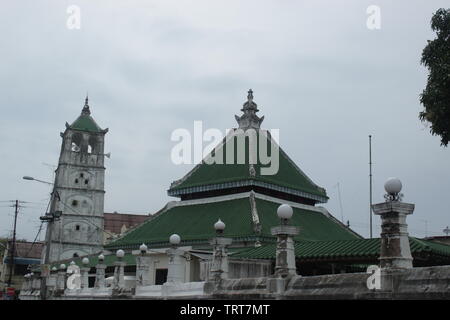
<box><xmin>106</xmin><ymin>192</ymin><xmax>358</xmax><ymax>250</ymax></box>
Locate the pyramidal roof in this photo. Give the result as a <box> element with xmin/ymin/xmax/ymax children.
<box><xmin>168</xmin><ymin>90</ymin><xmax>328</xmax><ymax>204</ymax></box>
<box><xmin>67</xmin><ymin>96</ymin><xmax>104</xmax><ymax>133</ymax></box>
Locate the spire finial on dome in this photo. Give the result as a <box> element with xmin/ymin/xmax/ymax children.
<box><xmin>234</xmin><ymin>89</ymin><xmax>264</xmax><ymax>130</ymax></box>
<box><xmin>247</xmin><ymin>89</ymin><xmax>253</xmax><ymax>102</ymax></box>
<box><xmin>81</xmin><ymin>93</ymin><xmax>91</xmax><ymax>115</ymax></box>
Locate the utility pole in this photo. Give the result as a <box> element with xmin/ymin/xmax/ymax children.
<box><xmin>7</xmin><ymin>200</ymin><xmax>19</xmax><ymax>288</ymax></box>
<box><xmin>22</xmin><ymin>175</ymin><xmax>60</xmax><ymax>300</ymax></box>
<box><xmin>40</xmin><ymin>188</ymin><xmax>61</xmax><ymax>300</ymax></box>
<box><xmin>369</xmin><ymin>135</ymin><xmax>373</xmax><ymax>239</ymax></box>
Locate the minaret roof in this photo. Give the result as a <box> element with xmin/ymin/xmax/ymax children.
<box><xmin>68</xmin><ymin>96</ymin><xmax>104</xmax><ymax>133</ymax></box>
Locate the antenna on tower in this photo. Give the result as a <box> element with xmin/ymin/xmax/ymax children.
<box><xmin>333</xmin><ymin>182</ymin><xmax>344</xmax><ymax>223</ymax></box>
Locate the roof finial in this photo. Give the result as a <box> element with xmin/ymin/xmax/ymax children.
<box><xmin>234</xmin><ymin>88</ymin><xmax>264</xmax><ymax>130</ymax></box>
<box><xmin>81</xmin><ymin>93</ymin><xmax>91</xmax><ymax>116</ymax></box>
<box><xmin>247</xmin><ymin>89</ymin><xmax>253</xmax><ymax>102</ymax></box>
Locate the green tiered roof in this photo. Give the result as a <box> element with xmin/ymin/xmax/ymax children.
<box><xmin>169</xmin><ymin>130</ymin><xmax>328</xmax><ymax>203</ymax></box>
<box><xmin>231</xmin><ymin>237</ymin><xmax>450</xmax><ymax>262</ymax></box>
<box><xmin>106</xmin><ymin>195</ymin><xmax>359</xmax><ymax>250</ymax></box>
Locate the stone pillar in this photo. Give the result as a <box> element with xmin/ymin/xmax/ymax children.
<box><xmin>209</xmin><ymin>237</ymin><xmax>232</xmax><ymax>281</ymax></box>
<box><xmin>80</xmin><ymin>267</ymin><xmax>90</xmax><ymax>289</ymax></box>
<box><xmin>372</xmin><ymin>201</ymin><xmax>414</xmax><ymax>269</ymax></box>
<box><xmin>166</xmin><ymin>248</ymin><xmax>185</xmax><ymax>283</ymax></box>
<box><xmin>31</xmin><ymin>273</ymin><xmax>41</xmax><ymax>291</ymax></box>
<box><xmin>271</xmin><ymin>225</ymin><xmax>299</xmax><ymax>277</ymax></box>
<box><xmin>46</xmin><ymin>269</ymin><xmax>58</xmax><ymax>291</ymax></box>
<box><xmin>56</xmin><ymin>270</ymin><xmax>66</xmax><ymax>291</ymax></box>
<box><xmin>94</xmin><ymin>263</ymin><xmax>107</xmax><ymax>288</ymax></box>
<box><xmin>113</xmin><ymin>261</ymin><xmax>126</xmax><ymax>289</ymax></box>
<box><xmin>136</xmin><ymin>254</ymin><xmax>152</xmax><ymax>286</ymax></box>
<box><xmin>22</xmin><ymin>275</ymin><xmax>31</xmax><ymax>292</ymax></box>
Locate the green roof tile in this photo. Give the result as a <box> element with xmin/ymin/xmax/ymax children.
<box><xmin>169</xmin><ymin>131</ymin><xmax>328</xmax><ymax>202</ymax></box>
<box><xmin>231</xmin><ymin>237</ymin><xmax>450</xmax><ymax>260</ymax></box>
<box><xmin>70</xmin><ymin>114</ymin><xmax>103</xmax><ymax>133</ymax></box>
<box><xmin>106</xmin><ymin>195</ymin><xmax>359</xmax><ymax>250</ymax></box>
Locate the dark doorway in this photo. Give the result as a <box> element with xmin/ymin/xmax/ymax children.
<box><xmin>155</xmin><ymin>268</ymin><xmax>168</xmax><ymax>285</ymax></box>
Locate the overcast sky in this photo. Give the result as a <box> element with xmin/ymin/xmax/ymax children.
<box><xmin>1</xmin><ymin>0</ymin><xmax>449</xmax><ymax>242</ymax></box>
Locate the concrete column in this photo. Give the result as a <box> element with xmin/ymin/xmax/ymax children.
<box><xmin>94</xmin><ymin>264</ymin><xmax>107</xmax><ymax>288</ymax></box>
<box><xmin>80</xmin><ymin>267</ymin><xmax>90</xmax><ymax>289</ymax></box>
<box><xmin>271</xmin><ymin>225</ymin><xmax>299</xmax><ymax>277</ymax></box>
<box><xmin>209</xmin><ymin>237</ymin><xmax>232</xmax><ymax>281</ymax></box>
<box><xmin>56</xmin><ymin>270</ymin><xmax>66</xmax><ymax>291</ymax></box>
<box><xmin>31</xmin><ymin>274</ymin><xmax>41</xmax><ymax>291</ymax></box>
<box><xmin>46</xmin><ymin>272</ymin><xmax>57</xmax><ymax>290</ymax></box>
<box><xmin>113</xmin><ymin>261</ymin><xmax>126</xmax><ymax>289</ymax></box>
<box><xmin>136</xmin><ymin>255</ymin><xmax>152</xmax><ymax>286</ymax></box>
<box><xmin>22</xmin><ymin>276</ymin><xmax>31</xmax><ymax>291</ymax></box>
<box><xmin>166</xmin><ymin>248</ymin><xmax>185</xmax><ymax>283</ymax></box>
<box><xmin>372</xmin><ymin>201</ymin><xmax>414</xmax><ymax>270</ymax></box>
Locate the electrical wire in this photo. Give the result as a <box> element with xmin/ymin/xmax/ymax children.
<box><xmin>22</xmin><ymin>195</ymin><xmax>52</xmax><ymax>258</ymax></box>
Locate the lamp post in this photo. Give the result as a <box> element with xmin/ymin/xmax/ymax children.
<box><xmin>23</xmin><ymin>175</ymin><xmax>60</xmax><ymax>300</ymax></box>
<box><xmin>209</xmin><ymin>219</ymin><xmax>232</xmax><ymax>282</ymax></box>
<box><xmin>135</xmin><ymin>243</ymin><xmax>151</xmax><ymax>287</ymax></box>
<box><xmin>166</xmin><ymin>234</ymin><xmax>185</xmax><ymax>283</ymax></box>
<box><xmin>95</xmin><ymin>254</ymin><xmax>106</xmax><ymax>289</ymax></box>
<box><xmin>271</xmin><ymin>204</ymin><xmax>299</xmax><ymax>277</ymax></box>
<box><xmin>113</xmin><ymin>250</ymin><xmax>126</xmax><ymax>290</ymax></box>
<box><xmin>372</xmin><ymin>178</ymin><xmax>414</xmax><ymax>270</ymax></box>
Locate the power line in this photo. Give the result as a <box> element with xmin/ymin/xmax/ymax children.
<box><xmin>7</xmin><ymin>200</ymin><xmax>19</xmax><ymax>287</ymax></box>
<box><xmin>22</xmin><ymin>196</ymin><xmax>52</xmax><ymax>259</ymax></box>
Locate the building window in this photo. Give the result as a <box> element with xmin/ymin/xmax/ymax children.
<box><xmin>75</xmin><ymin>225</ymin><xmax>80</xmax><ymax>231</ymax></box>
<box><xmin>72</xmin><ymin>200</ymin><xmax>78</xmax><ymax>207</ymax></box>
<box><xmin>84</xmin><ymin>179</ymin><xmax>89</xmax><ymax>185</ymax></box>
<box><xmin>73</xmin><ymin>253</ymin><xmax>79</xmax><ymax>258</ymax></box>
<box><xmin>75</xmin><ymin>178</ymin><xmax>79</xmax><ymax>184</ymax></box>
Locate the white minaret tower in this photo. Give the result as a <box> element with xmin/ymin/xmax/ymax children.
<box><xmin>44</xmin><ymin>96</ymin><xmax>108</xmax><ymax>262</ymax></box>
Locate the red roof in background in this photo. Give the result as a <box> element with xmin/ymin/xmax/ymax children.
<box><xmin>104</xmin><ymin>212</ymin><xmax>150</xmax><ymax>235</ymax></box>
<box><xmin>12</xmin><ymin>241</ymin><xmax>44</xmax><ymax>259</ymax></box>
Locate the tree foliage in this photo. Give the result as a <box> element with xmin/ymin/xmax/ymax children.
<box><xmin>420</xmin><ymin>8</ymin><xmax>450</xmax><ymax>146</ymax></box>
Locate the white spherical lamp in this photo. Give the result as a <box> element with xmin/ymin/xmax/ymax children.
<box><xmin>59</xmin><ymin>263</ymin><xmax>66</xmax><ymax>270</ymax></box>
<box><xmin>51</xmin><ymin>266</ymin><xmax>57</xmax><ymax>271</ymax></box>
<box><xmin>82</xmin><ymin>257</ymin><xmax>89</xmax><ymax>265</ymax></box>
<box><xmin>69</xmin><ymin>261</ymin><xmax>76</xmax><ymax>266</ymax></box>
<box><xmin>384</xmin><ymin>177</ymin><xmax>402</xmax><ymax>195</ymax></box>
<box><xmin>98</xmin><ymin>254</ymin><xmax>105</xmax><ymax>262</ymax></box>
<box><xmin>214</xmin><ymin>219</ymin><xmax>226</xmax><ymax>233</ymax></box>
<box><xmin>169</xmin><ymin>234</ymin><xmax>181</xmax><ymax>245</ymax></box>
<box><xmin>116</xmin><ymin>249</ymin><xmax>125</xmax><ymax>259</ymax></box>
<box><xmin>277</xmin><ymin>204</ymin><xmax>293</xmax><ymax>220</ymax></box>
<box><xmin>139</xmin><ymin>243</ymin><xmax>148</xmax><ymax>253</ymax></box>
